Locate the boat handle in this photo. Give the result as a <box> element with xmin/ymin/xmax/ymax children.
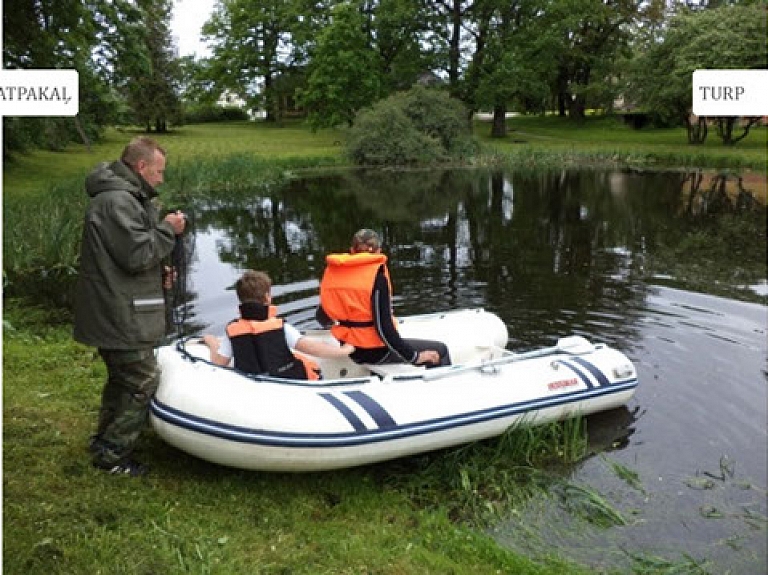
<box><xmin>479</xmin><ymin>363</ymin><xmax>500</xmax><ymax>376</ymax></box>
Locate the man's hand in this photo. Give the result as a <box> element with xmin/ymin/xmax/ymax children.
<box><xmin>162</xmin><ymin>266</ymin><xmax>177</xmax><ymax>290</ymax></box>
<box><xmin>164</xmin><ymin>211</ymin><xmax>186</xmax><ymax>235</ymax></box>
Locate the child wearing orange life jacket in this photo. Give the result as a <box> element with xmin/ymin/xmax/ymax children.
<box><xmin>202</xmin><ymin>270</ymin><xmax>354</xmax><ymax>380</ymax></box>
<box><xmin>317</xmin><ymin>228</ymin><xmax>451</xmax><ymax>368</ymax></box>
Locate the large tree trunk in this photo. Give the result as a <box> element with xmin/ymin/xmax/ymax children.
<box><xmin>73</xmin><ymin>115</ymin><xmax>92</xmax><ymax>152</ymax></box>
<box><xmin>716</xmin><ymin>116</ymin><xmax>761</xmax><ymax>145</ymax></box>
<box><xmin>685</xmin><ymin>114</ymin><xmax>708</xmax><ymax>144</ymax></box>
<box><xmin>448</xmin><ymin>0</ymin><xmax>462</xmax><ymax>98</ymax></box>
<box><xmin>568</xmin><ymin>95</ymin><xmax>586</xmax><ymax>121</ymax></box>
<box><xmin>263</xmin><ymin>74</ymin><xmax>275</xmax><ymax>122</ymax></box>
<box><xmin>491</xmin><ymin>105</ymin><xmax>506</xmax><ymax>138</ymax></box>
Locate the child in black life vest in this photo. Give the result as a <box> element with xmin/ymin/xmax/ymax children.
<box><xmin>202</xmin><ymin>270</ymin><xmax>354</xmax><ymax>380</ymax></box>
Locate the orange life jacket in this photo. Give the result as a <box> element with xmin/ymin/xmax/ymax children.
<box><xmin>225</xmin><ymin>305</ymin><xmax>320</xmax><ymax>380</ymax></box>
<box><xmin>319</xmin><ymin>252</ymin><xmax>396</xmax><ymax>348</ymax></box>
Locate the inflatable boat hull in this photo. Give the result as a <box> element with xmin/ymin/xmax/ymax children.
<box><xmin>150</xmin><ymin>309</ymin><xmax>637</xmax><ymax>472</ymax></box>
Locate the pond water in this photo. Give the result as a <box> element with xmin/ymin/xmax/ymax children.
<box><xmin>175</xmin><ymin>168</ymin><xmax>766</xmax><ymax>574</ymax></box>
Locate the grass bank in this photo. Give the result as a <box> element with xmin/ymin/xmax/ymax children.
<box><xmin>474</xmin><ymin>115</ymin><xmax>767</xmax><ymax>172</ymax></box>
<box><xmin>4</xmin><ymin>116</ymin><xmax>765</xmax><ymax>199</ymax></box>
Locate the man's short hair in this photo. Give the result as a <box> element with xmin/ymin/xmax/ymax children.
<box><xmin>351</xmin><ymin>228</ymin><xmax>381</xmax><ymax>253</ymax></box>
<box><xmin>121</xmin><ymin>137</ymin><xmax>166</xmax><ymax>169</ymax></box>
<box><xmin>235</xmin><ymin>270</ymin><xmax>271</xmax><ymax>304</ymax></box>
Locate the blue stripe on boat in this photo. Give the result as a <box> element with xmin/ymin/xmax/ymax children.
<box><xmin>150</xmin><ymin>378</ymin><xmax>637</xmax><ymax>449</ymax></box>
<box><xmin>569</xmin><ymin>356</ymin><xmax>611</xmax><ymax>387</ymax></box>
<box><xmin>319</xmin><ymin>393</ymin><xmax>368</xmax><ymax>432</ymax></box>
<box><xmin>559</xmin><ymin>360</ymin><xmax>595</xmax><ymax>389</ymax></box>
<box><xmin>344</xmin><ymin>391</ymin><xmax>396</xmax><ymax>429</ymax></box>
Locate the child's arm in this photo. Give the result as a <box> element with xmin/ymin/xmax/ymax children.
<box><xmin>201</xmin><ymin>335</ymin><xmax>232</xmax><ymax>366</ymax></box>
<box><xmin>295</xmin><ymin>337</ymin><xmax>354</xmax><ymax>359</ymax></box>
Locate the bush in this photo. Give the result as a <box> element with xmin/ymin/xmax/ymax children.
<box><xmin>346</xmin><ymin>86</ymin><xmax>476</xmax><ymax>166</ymax></box>
<box><xmin>183</xmin><ymin>103</ymin><xmax>250</xmax><ymax>124</ymax></box>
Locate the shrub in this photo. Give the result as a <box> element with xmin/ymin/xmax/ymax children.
<box><xmin>346</xmin><ymin>86</ymin><xmax>476</xmax><ymax>166</ymax></box>
<box><xmin>183</xmin><ymin>103</ymin><xmax>250</xmax><ymax>124</ymax></box>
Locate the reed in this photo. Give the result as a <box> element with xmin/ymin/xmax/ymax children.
<box><xmin>1</xmin><ymin>153</ymin><xmax>345</xmax><ymax>305</ymax></box>
<box><xmin>601</xmin><ymin>455</ymin><xmax>645</xmax><ymax>493</ymax></box>
<box><xmin>3</xmin><ymin>182</ymin><xmax>86</xmax><ymax>306</ymax></box>
<box><xmin>625</xmin><ymin>550</ymin><xmax>712</xmax><ymax>575</ymax></box>
<box><xmin>388</xmin><ymin>417</ymin><xmax>590</xmax><ymax>526</ymax></box>
<box><xmin>557</xmin><ymin>482</ymin><xmax>628</xmax><ymax>528</ymax></box>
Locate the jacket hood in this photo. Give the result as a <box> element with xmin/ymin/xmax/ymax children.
<box><xmin>85</xmin><ymin>160</ymin><xmax>156</xmax><ymax>200</ymax></box>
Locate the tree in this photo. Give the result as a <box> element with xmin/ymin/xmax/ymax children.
<box><xmin>346</xmin><ymin>85</ymin><xmax>475</xmax><ymax>165</ymax></box>
<box><xmin>550</xmin><ymin>0</ymin><xmax>640</xmax><ymax>120</ymax></box>
<box><xmin>362</xmin><ymin>0</ymin><xmax>437</xmax><ymax>93</ymax></box>
<box><xmin>629</xmin><ymin>3</ymin><xmax>767</xmax><ymax>144</ymax></box>
<box><xmin>299</xmin><ymin>2</ymin><xmax>382</xmax><ymax>129</ymax></box>
<box><xmin>2</xmin><ymin>0</ymin><xmax>131</xmax><ymax>154</ymax></box>
<box><xmin>112</xmin><ymin>0</ymin><xmax>181</xmax><ymax>132</ymax></box>
<box><xmin>470</xmin><ymin>0</ymin><xmax>560</xmax><ymax>137</ymax></box>
<box><xmin>424</xmin><ymin>0</ymin><xmax>476</xmax><ymax>98</ymax></box>
<box><xmin>203</xmin><ymin>0</ymin><xmax>303</xmax><ymax>121</ymax></box>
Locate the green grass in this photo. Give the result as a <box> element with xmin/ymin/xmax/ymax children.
<box><xmin>2</xmin><ymin>121</ymin><xmax>346</xmax><ymax>198</ymax></box>
<box><xmin>474</xmin><ymin>115</ymin><xmax>767</xmax><ymax>172</ymax></box>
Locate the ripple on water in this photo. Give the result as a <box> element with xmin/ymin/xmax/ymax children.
<box><xmin>493</xmin><ymin>285</ymin><xmax>767</xmax><ymax>575</ymax></box>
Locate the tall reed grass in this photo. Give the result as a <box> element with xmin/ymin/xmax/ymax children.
<box><xmin>2</xmin><ymin>153</ymin><xmax>345</xmax><ymax>306</ymax></box>
<box><xmin>389</xmin><ymin>417</ymin><xmax>590</xmax><ymax>526</ymax></box>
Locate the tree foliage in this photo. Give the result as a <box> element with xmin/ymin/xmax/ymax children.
<box><xmin>118</xmin><ymin>0</ymin><xmax>182</xmax><ymax>132</ymax></box>
<box><xmin>5</xmin><ymin>0</ymin><xmax>766</xmax><ymax>157</ymax></box>
<box><xmin>2</xmin><ymin>0</ymin><xmax>182</xmax><ymax>157</ymax></box>
<box><xmin>2</xmin><ymin>0</ymin><xmax>125</xmax><ymax>155</ymax></box>
<box><xmin>629</xmin><ymin>3</ymin><xmax>767</xmax><ymax>144</ymax></box>
<box><xmin>300</xmin><ymin>2</ymin><xmax>382</xmax><ymax>129</ymax></box>
<box><xmin>202</xmin><ymin>0</ymin><xmax>305</xmax><ymax>121</ymax></box>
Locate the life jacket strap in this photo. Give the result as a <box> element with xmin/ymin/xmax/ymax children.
<box><xmin>337</xmin><ymin>319</ymin><xmax>375</xmax><ymax>328</ymax></box>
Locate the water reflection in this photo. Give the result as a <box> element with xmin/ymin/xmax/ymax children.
<box><xmin>184</xmin><ymin>168</ymin><xmax>764</xmax><ymax>343</ymax></box>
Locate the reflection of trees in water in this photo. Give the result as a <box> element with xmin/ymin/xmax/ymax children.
<box><xmin>191</xmin><ymin>193</ymin><xmax>326</xmax><ymax>284</ymax></box>
<box><xmin>186</xmin><ymin>168</ymin><xmax>763</xmax><ymax>345</ymax></box>
<box><xmin>682</xmin><ymin>171</ymin><xmax>764</xmax><ymax>216</ymax></box>
<box><xmin>646</xmin><ymin>171</ymin><xmax>767</xmax><ymax>298</ymax></box>
<box><xmin>457</xmin><ymin>170</ymin><xmax>652</xmax><ymax>350</ymax></box>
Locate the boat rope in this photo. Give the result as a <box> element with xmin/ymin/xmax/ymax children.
<box><xmin>168</xmin><ymin>209</ymin><xmax>196</xmax><ymax>342</ymax></box>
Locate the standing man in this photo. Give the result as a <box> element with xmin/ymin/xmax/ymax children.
<box><xmin>74</xmin><ymin>137</ymin><xmax>186</xmax><ymax>477</ymax></box>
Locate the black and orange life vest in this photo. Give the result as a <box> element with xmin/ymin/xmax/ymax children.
<box><xmin>225</xmin><ymin>303</ymin><xmax>320</xmax><ymax>380</ymax></box>
<box><xmin>319</xmin><ymin>252</ymin><xmax>396</xmax><ymax>348</ymax></box>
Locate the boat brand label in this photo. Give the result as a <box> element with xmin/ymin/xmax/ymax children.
<box><xmin>548</xmin><ymin>378</ymin><xmax>578</xmax><ymax>391</ymax></box>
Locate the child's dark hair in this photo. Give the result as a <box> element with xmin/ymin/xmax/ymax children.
<box><xmin>235</xmin><ymin>270</ymin><xmax>271</xmax><ymax>303</ymax></box>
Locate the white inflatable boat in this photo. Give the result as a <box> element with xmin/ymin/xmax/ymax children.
<box><xmin>150</xmin><ymin>309</ymin><xmax>638</xmax><ymax>472</ymax></box>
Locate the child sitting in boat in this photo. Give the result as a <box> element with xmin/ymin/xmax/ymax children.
<box><xmin>202</xmin><ymin>270</ymin><xmax>354</xmax><ymax>380</ymax></box>
<box><xmin>316</xmin><ymin>228</ymin><xmax>451</xmax><ymax>368</ymax></box>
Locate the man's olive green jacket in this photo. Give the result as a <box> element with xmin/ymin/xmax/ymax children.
<box><xmin>73</xmin><ymin>160</ymin><xmax>176</xmax><ymax>350</ymax></box>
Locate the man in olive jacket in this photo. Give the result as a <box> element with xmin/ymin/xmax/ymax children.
<box><xmin>74</xmin><ymin>137</ymin><xmax>185</xmax><ymax>476</ymax></box>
